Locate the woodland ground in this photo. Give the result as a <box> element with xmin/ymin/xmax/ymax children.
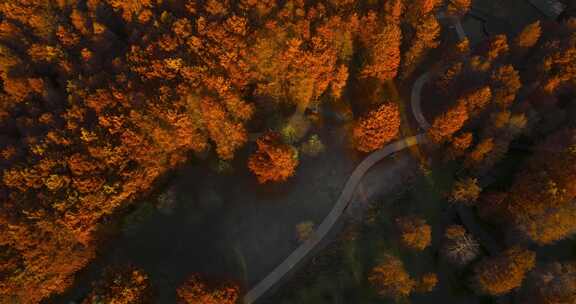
<box><xmin>56</xmin><ymin>118</ymin><xmax>421</xmax><ymax>303</ymax></box>
<box><xmin>265</xmin><ymin>159</ymin><xmax>488</xmax><ymax>304</ymax></box>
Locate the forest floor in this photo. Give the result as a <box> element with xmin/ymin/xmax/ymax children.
<box><xmin>265</xmin><ymin>159</ymin><xmax>491</xmax><ymax>304</ymax></box>
<box><xmin>56</xmin><ymin>120</ymin><xmax>421</xmax><ymax>303</ymax></box>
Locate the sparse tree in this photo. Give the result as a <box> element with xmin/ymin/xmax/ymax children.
<box><xmin>450</xmin><ymin>177</ymin><xmax>482</xmax><ymax>204</ymax></box>
<box><xmin>465</xmin><ymin>137</ymin><xmax>494</xmax><ymax>167</ymax></box>
<box><xmin>435</xmin><ymin>62</ymin><xmax>464</xmax><ymax>97</ymax></box>
<box><xmin>447</xmin><ymin>132</ymin><xmax>473</xmax><ymax>159</ymax></box>
<box><xmin>300</xmin><ymin>134</ymin><xmax>325</xmax><ymax>157</ymax></box>
<box><xmin>517</xmin><ymin>202</ymin><xmax>576</xmax><ymax>245</ymax></box>
<box><xmin>417</xmin><ymin>273</ymin><xmax>438</xmax><ymax>292</ymax></box>
<box><xmin>490</xmin><ymin>65</ymin><xmax>521</xmax><ymax>108</ymax></box>
<box><xmin>441</xmin><ymin>225</ymin><xmax>480</xmax><ymax>266</ymax></box>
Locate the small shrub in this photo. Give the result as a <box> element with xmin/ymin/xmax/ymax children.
<box><xmin>296</xmin><ymin>221</ymin><xmax>315</xmax><ymax>242</ymax></box>
<box><xmin>300</xmin><ymin>134</ymin><xmax>325</xmax><ymax>157</ymax></box>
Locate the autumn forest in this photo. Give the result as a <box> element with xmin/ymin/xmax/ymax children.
<box><xmin>0</xmin><ymin>0</ymin><xmax>576</xmax><ymax>303</ymax></box>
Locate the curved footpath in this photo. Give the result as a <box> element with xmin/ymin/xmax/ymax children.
<box><xmin>410</xmin><ymin>14</ymin><xmax>501</xmax><ymax>256</ymax></box>
<box><xmin>410</xmin><ymin>12</ymin><xmax>465</xmax><ymax>131</ymax></box>
<box><xmin>244</xmin><ymin>12</ymin><xmax>497</xmax><ymax>304</ymax></box>
<box><xmin>243</xmin><ymin>134</ymin><xmax>425</xmax><ymax>303</ymax></box>
<box><xmin>411</xmin><ymin>72</ymin><xmax>432</xmax><ymax>130</ymax></box>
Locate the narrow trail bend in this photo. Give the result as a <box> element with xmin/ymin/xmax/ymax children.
<box><xmin>243</xmin><ymin>12</ymin><xmax>499</xmax><ymax>304</ymax></box>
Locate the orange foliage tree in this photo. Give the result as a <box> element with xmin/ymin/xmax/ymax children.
<box><xmin>446</xmin><ymin>0</ymin><xmax>471</xmax><ymax>17</ymax></box>
<box><xmin>460</xmin><ymin>86</ymin><xmax>492</xmax><ymax>116</ymax></box>
<box><xmin>536</xmin><ymin>32</ymin><xmax>576</xmax><ymax>93</ymax></box>
<box><xmin>401</xmin><ymin>14</ymin><xmax>441</xmax><ymax>78</ymax></box>
<box><xmin>82</xmin><ymin>266</ymin><xmax>152</xmax><ymax>304</ymax></box>
<box><xmin>176</xmin><ymin>275</ymin><xmax>239</xmax><ymax>304</ymax></box>
<box><xmin>522</xmin><ymin>261</ymin><xmax>576</xmax><ymax>304</ymax></box>
<box><xmin>485</xmin><ymin>34</ymin><xmax>510</xmax><ymax>62</ymax></box>
<box><xmin>484</xmin><ymin>129</ymin><xmax>576</xmax><ymax>244</ymax></box>
<box><xmin>417</xmin><ymin>273</ymin><xmax>438</xmax><ymax>292</ymax></box>
<box><xmin>428</xmin><ymin>101</ymin><xmax>469</xmax><ymax>143</ymax></box>
<box><xmin>248</xmin><ymin>133</ymin><xmax>299</xmax><ymax>183</ymax></box>
<box><xmin>513</xmin><ymin>21</ymin><xmax>541</xmax><ymax>50</ymax></box>
<box><xmin>465</xmin><ymin>137</ymin><xmax>495</xmax><ymax>168</ymax></box>
<box><xmin>352</xmin><ymin>103</ymin><xmax>401</xmax><ymax>152</ymax></box>
<box><xmin>405</xmin><ymin>0</ymin><xmax>442</xmax><ymax>22</ymax></box>
<box><xmin>435</xmin><ymin>62</ymin><xmax>464</xmax><ymax>97</ymax></box>
<box><xmin>490</xmin><ymin>65</ymin><xmax>521</xmax><ymax>108</ymax></box>
<box><xmin>473</xmin><ymin>247</ymin><xmax>536</xmax><ymax>296</ymax></box>
<box><xmin>447</xmin><ymin>132</ymin><xmax>473</xmax><ymax>159</ymax></box>
<box><xmin>369</xmin><ymin>254</ymin><xmax>416</xmax><ymax>299</ymax></box>
<box><xmin>360</xmin><ymin>20</ymin><xmax>402</xmax><ymax>81</ymax></box>
<box><xmin>517</xmin><ymin>202</ymin><xmax>576</xmax><ymax>245</ymax></box>
<box><xmin>395</xmin><ymin>216</ymin><xmax>432</xmax><ymax>251</ymax></box>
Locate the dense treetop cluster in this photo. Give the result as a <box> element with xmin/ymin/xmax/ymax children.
<box><xmin>0</xmin><ymin>0</ymin><xmax>451</xmax><ymax>302</ymax></box>
<box><xmin>1</xmin><ymin>0</ymin><xmax>576</xmax><ymax>302</ymax></box>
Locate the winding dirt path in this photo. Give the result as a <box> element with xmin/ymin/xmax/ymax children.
<box><xmin>243</xmin><ymin>12</ymin><xmax>494</xmax><ymax>304</ymax></box>
<box><xmin>243</xmin><ymin>135</ymin><xmax>425</xmax><ymax>303</ymax></box>
<box><xmin>412</xmin><ymin>13</ymin><xmax>502</xmax><ymax>257</ymax></box>
<box><xmin>411</xmin><ymin>72</ymin><xmax>432</xmax><ymax>130</ymax></box>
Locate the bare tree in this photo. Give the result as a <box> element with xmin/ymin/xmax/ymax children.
<box><xmin>441</xmin><ymin>225</ymin><xmax>480</xmax><ymax>266</ymax></box>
